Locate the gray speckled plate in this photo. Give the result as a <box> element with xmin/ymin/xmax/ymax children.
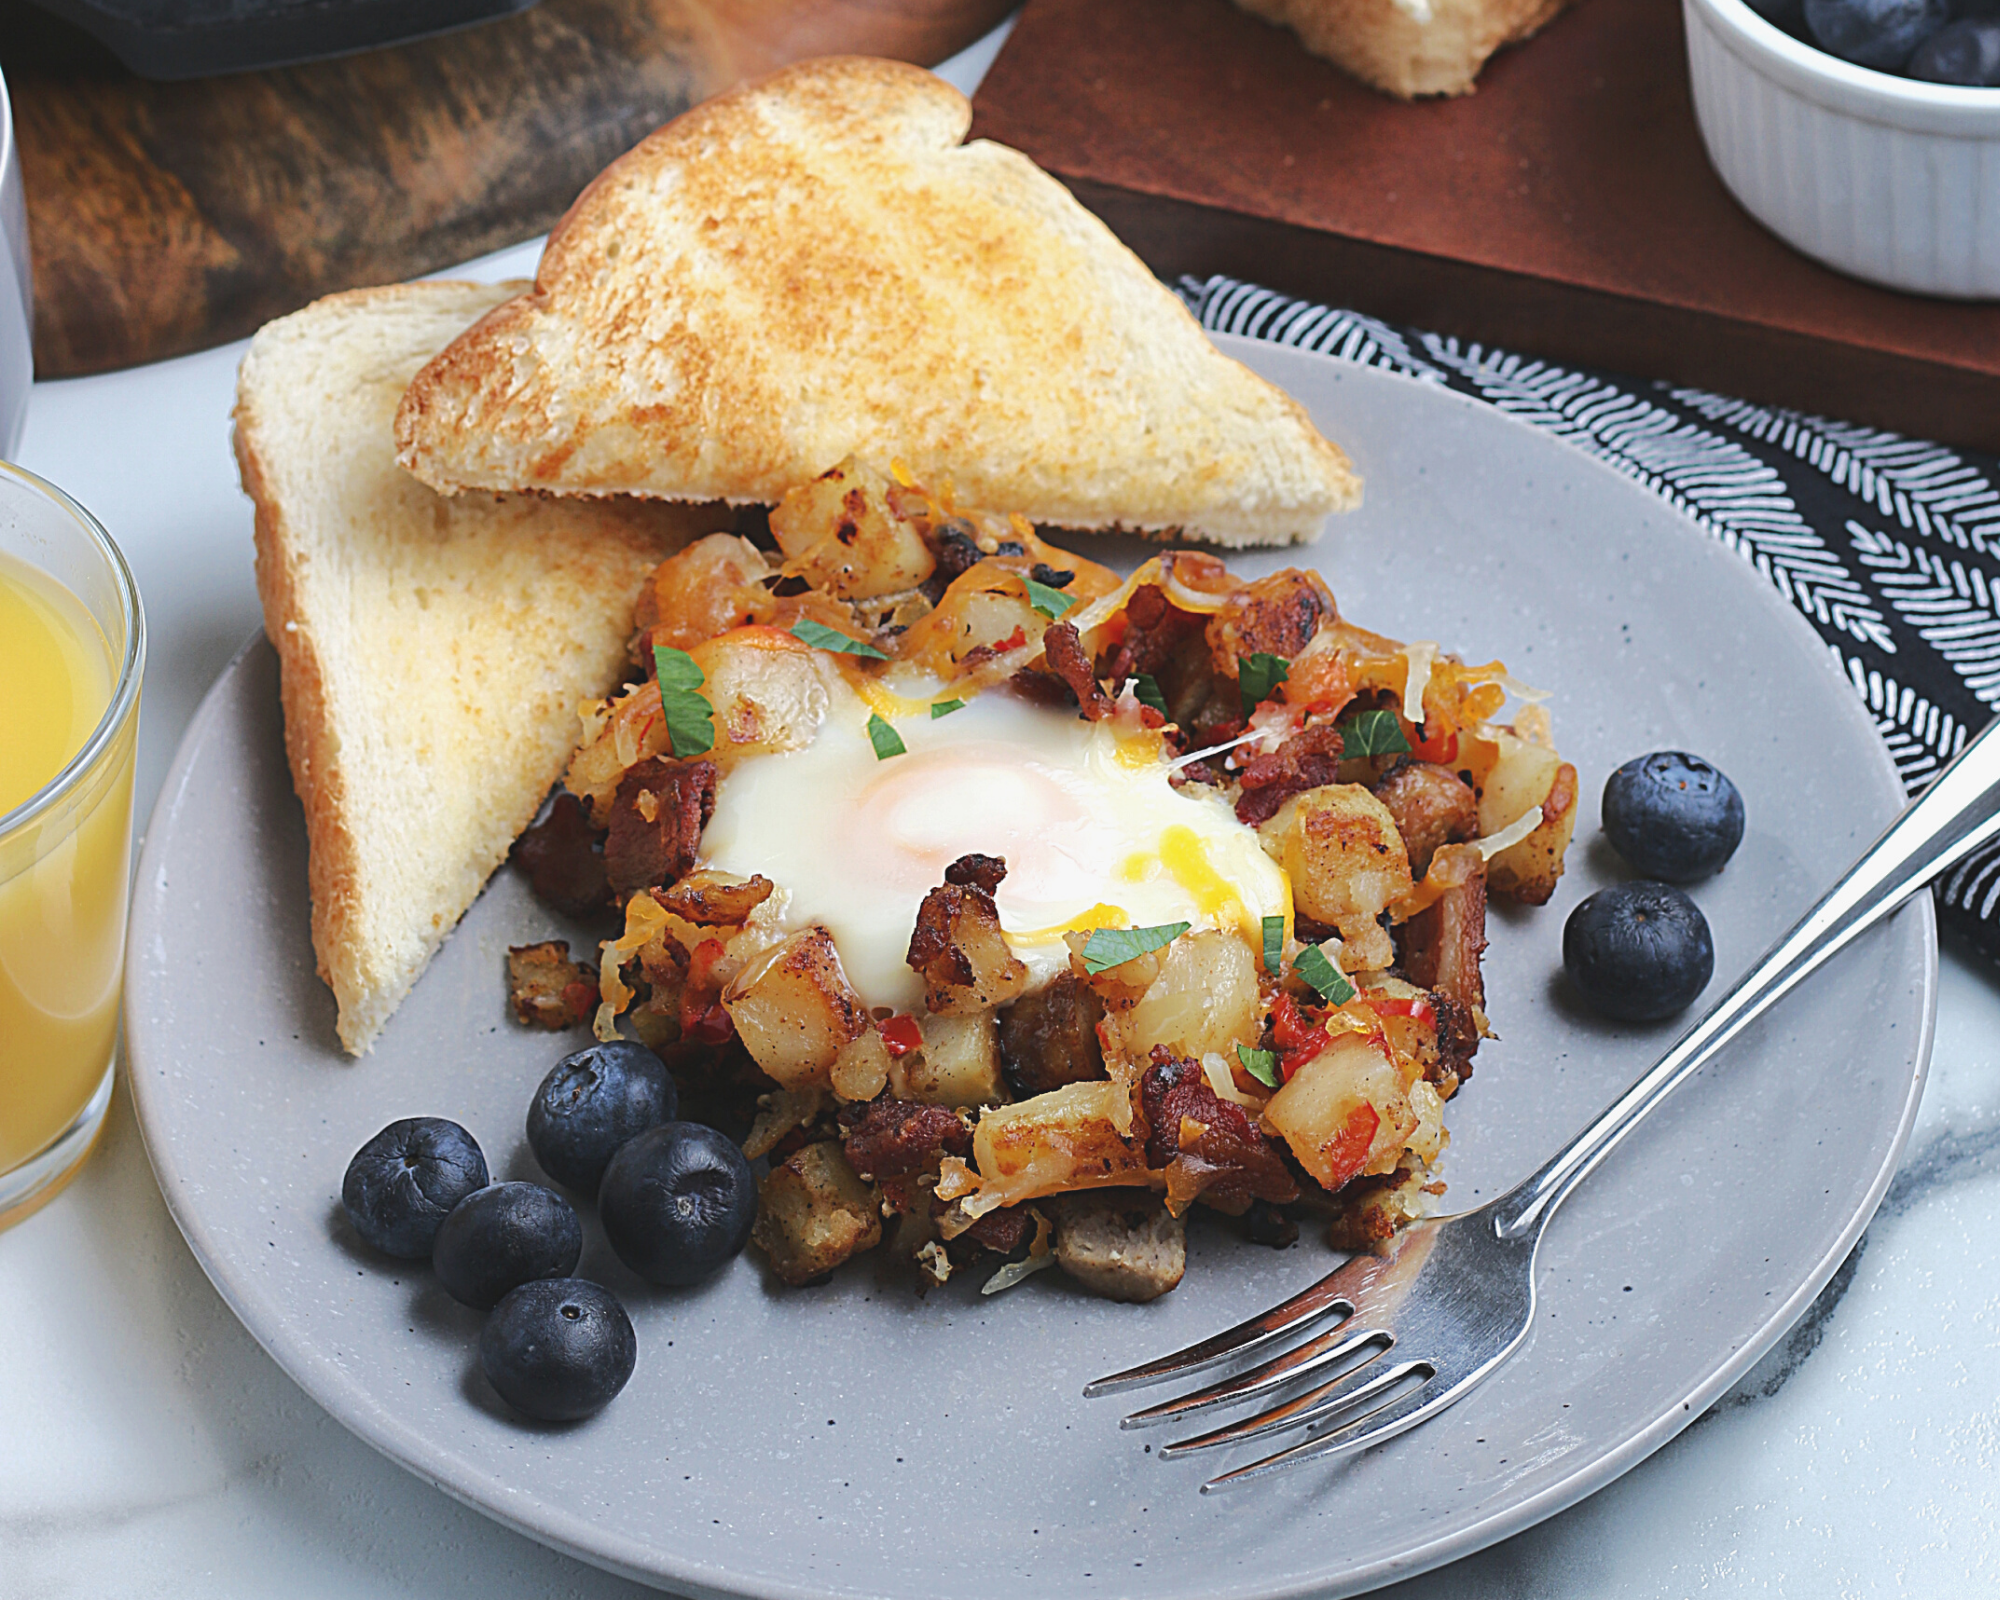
<box><xmin>124</xmin><ymin>341</ymin><xmax>1935</xmax><ymax>1599</ymax></box>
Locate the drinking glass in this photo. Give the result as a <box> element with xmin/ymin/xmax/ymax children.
<box><xmin>0</xmin><ymin>464</ymin><xmax>143</xmax><ymax>1227</ymax></box>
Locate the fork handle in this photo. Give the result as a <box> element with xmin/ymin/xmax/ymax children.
<box><xmin>1496</xmin><ymin>712</ymin><xmax>2000</xmax><ymax>1242</ymax></box>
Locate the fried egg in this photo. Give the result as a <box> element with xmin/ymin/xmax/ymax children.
<box><xmin>698</xmin><ymin>679</ymin><xmax>1289</xmax><ymax>1013</ymax></box>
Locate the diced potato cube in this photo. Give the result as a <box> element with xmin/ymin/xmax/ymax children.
<box><xmin>1097</xmin><ymin>930</ymin><xmax>1260</xmax><ymax>1067</ymax></box>
<box><xmin>723</xmin><ymin>927</ymin><xmax>868</xmax><ymax>1091</ymax></box>
<box><xmin>899</xmin><ymin>565</ymin><xmax>1047</xmax><ymax>679</ymax></box>
<box><xmin>689</xmin><ymin>627</ymin><xmax>836</xmax><ymax>768</ymax></box>
<box><xmin>1475</xmin><ymin>728</ymin><xmax>1561</xmax><ymax>838</ymax></box>
<box><xmin>743</xmin><ymin>1087</ymin><xmax>830</xmax><ymax>1161</ymax></box>
<box><xmin>830</xmin><ymin>1029</ymin><xmax>892</xmax><ymax>1103</ymax></box>
<box><xmin>1262</xmin><ymin>1033</ymin><xmax>1419</xmax><ymax>1191</ymax></box>
<box><xmin>643</xmin><ymin>533</ymin><xmax>776</xmax><ymax>650</ymax></box>
<box><xmin>890</xmin><ymin>1011</ymin><xmax>1007</xmax><ymax>1108</ymax></box>
<box><xmin>908</xmin><ymin>883</ymin><xmax>1028</xmax><ymax>1016</ymax></box>
<box><xmin>970</xmin><ymin>1081</ymin><xmax>1152</xmax><ymax>1206</ymax></box>
<box><xmin>769</xmin><ymin>458</ymin><xmax>936</xmax><ymax>601</ymax></box>
<box><xmin>1487</xmin><ymin>760</ymin><xmax>1578</xmax><ymax>906</ymax></box>
<box><xmin>1260</xmin><ymin>784</ymin><xmax>1412</xmax><ymax>970</ymax></box>
<box><xmin>751</xmin><ymin>1141</ymin><xmax>883</xmax><ymax>1285</ymax></box>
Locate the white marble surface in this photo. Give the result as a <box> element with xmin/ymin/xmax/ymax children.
<box><xmin>7</xmin><ymin>21</ymin><xmax>2000</xmax><ymax>1597</ymax></box>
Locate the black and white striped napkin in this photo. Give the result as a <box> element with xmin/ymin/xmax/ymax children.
<box><xmin>1181</xmin><ymin>274</ymin><xmax>2000</xmax><ymax>967</ymax></box>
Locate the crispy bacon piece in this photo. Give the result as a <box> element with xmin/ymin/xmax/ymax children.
<box><xmin>1205</xmin><ymin>568</ymin><xmax>1335</xmax><ymax>683</ymax></box>
<box><xmin>653</xmin><ymin>873</ymin><xmax>774</xmax><ymax>926</ymax></box>
<box><xmin>907</xmin><ymin>855</ymin><xmax>1029</xmax><ymax>1013</ymax></box>
<box><xmin>1008</xmin><ymin>666</ymin><xmax>1076</xmax><ymax>708</ymax></box>
<box><xmin>1373</xmin><ymin>762</ymin><xmax>1480</xmax><ymax>878</ymax></box>
<box><xmin>919</xmin><ymin>517</ymin><xmax>985</xmax><ymax>603</ymax></box>
<box><xmin>1097</xmin><ymin>584</ymin><xmax>1204</xmax><ymax>687</ymax></box>
<box><xmin>1427</xmin><ymin>989</ymin><xmax>1481</xmax><ymax>1087</ymax></box>
<box><xmin>944</xmin><ymin>853</ymin><xmax>1008</xmax><ymax>895</ymax></box>
<box><xmin>998</xmin><ymin>972</ymin><xmax>1107</xmax><ymax>1096</ymax></box>
<box><xmin>1234</xmin><ymin>722</ymin><xmax>1346</xmax><ymax>827</ymax></box>
<box><xmin>1138</xmin><ymin>1048</ymin><xmax>1299</xmax><ymax>1216</ymax></box>
<box><xmin>678</xmin><ymin>936</ymin><xmax>736</xmax><ymax>1047</ymax></box>
<box><xmin>958</xmin><ymin>1204</ymin><xmax>1035</xmax><ymax>1259</ymax></box>
<box><xmin>506</xmin><ymin>940</ymin><xmax>598</xmax><ymax>1030</ymax></box>
<box><xmin>512</xmin><ymin>792</ymin><xmax>611</xmax><ymax>916</ymax></box>
<box><xmin>839</xmin><ymin>1097</ymin><xmax>973</xmax><ymax>1214</ymax></box>
<box><xmin>1400</xmin><ymin>843</ymin><xmax>1488</xmax><ymax>1021</ymax></box>
<box><xmin>603</xmin><ymin>757</ymin><xmax>717</xmax><ymax>896</ymax></box>
<box><xmin>1042</xmin><ymin>621</ymin><xmax>1115</xmax><ymax>720</ymax></box>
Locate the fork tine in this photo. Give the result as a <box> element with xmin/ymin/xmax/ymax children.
<box><xmin>1119</xmin><ymin>1323</ymin><xmax>1391</xmax><ymax>1430</ymax></box>
<box><xmin>1198</xmin><ymin>1376</ymin><xmax>1457</xmax><ymax>1492</ymax></box>
<box><xmin>1158</xmin><ymin>1357</ymin><xmax>1430</xmax><ymax>1458</ymax></box>
<box><xmin>1082</xmin><ymin>1270</ymin><xmax>1354</xmax><ymax>1398</ymax></box>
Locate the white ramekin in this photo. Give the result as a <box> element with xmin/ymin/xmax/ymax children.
<box><xmin>1684</xmin><ymin>0</ymin><xmax>2000</xmax><ymax>298</ymax></box>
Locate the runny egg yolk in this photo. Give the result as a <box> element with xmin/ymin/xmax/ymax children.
<box><xmin>697</xmin><ymin>684</ymin><xmax>1290</xmax><ymax>1014</ymax></box>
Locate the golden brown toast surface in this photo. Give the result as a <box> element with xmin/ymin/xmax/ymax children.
<box><xmin>394</xmin><ymin>57</ymin><xmax>1358</xmax><ymax>548</ymax></box>
<box><xmin>237</xmin><ymin>281</ymin><xmax>720</xmax><ymax>1053</ymax></box>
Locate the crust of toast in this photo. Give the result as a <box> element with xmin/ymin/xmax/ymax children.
<box><xmin>1234</xmin><ymin>0</ymin><xmax>1578</xmax><ymax>98</ymax></box>
<box><xmin>236</xmin><ymin>281</ymin><xmax>722</xmax><ymax>1053</ymax></box>
<box><xmin>394</xmin><ymin>57</ymin><xmax>1358</xmax><ymax>548</ymax></box>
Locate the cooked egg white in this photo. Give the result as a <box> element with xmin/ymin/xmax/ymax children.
<box><xmin>698</xmin><ymin>679</ymin><xmax>1289</xmax><ymax>1014</ymax></box>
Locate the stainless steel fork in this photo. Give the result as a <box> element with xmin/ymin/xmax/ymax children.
<box><xmin>1087</xmin><ymin>714</ymin><xmax>2000</xmax><ymax>1491</ymax></box>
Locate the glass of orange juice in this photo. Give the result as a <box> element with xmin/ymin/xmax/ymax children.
<box><xmin>0</xmin><ymin>462</ymin><xmax>143</xmax><ymax>1228</ymax></box>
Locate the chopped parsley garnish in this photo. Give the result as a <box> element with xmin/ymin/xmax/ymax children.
<box><xmin>1337</xmin><ymin>707</ymin><xmax>1412</xmax><ymax>758</ymax></box>
<box><xmin>1081</xmin><ymin>921</ymin><xmax>1191</xmax><ymax>975</ymax></box>
<box><xmin>1238</xmin><ymin>651</ymin><xmax>1290</xmax><ymax>715</ymax></box>
<box><xmin>1023</xmin><ymin>576</ymin><xmax>1081</xmax><ymax>620</ymax></box>
<box><xmin>1294</xmin><ymin>944</ymin><xmax>1356</xmax><ymax>1007</ymax></box>
<box><xmin>652</xmin><ymin>644</ymin><xmax>715</xmax><ymax>758</ymax></box>
<box><xmin>1131</xmin><ymin>673</ymin><xmax>1169</xmax><ymax>718</ymax></box>
<box><xmin>1261</xmin><ymin>915</ymin><xmax>1285</xmax><ymax>975</ymax></box>
<box><xmin>866</xmin><ymin>713</ymin><xmax>906</xmax><ymax>760</ymax></box>
<box><xmin>789</xmin><ymin>618</ymin><xmax>888</xmax><ymax>660</ymax></box>
<box><xmin>930</xmin><ymin>698</ymin><xmax>966</xmax><ymax>719</ymax></box>
<box><xmin>1236</xmin><ymin>1044</ymin><xmax>1282</xmax><ymax>1090</ymax></box>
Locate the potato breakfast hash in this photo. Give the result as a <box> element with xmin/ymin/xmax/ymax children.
<box><xmin>507</xmin><ymin>458</ymin><xmax>1578</xmax><ymax>1298</ymax></box>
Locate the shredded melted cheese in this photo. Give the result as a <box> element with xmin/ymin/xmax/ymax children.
<box><xmin>1474</xmin><ymin>805</ymin><xmax>1545</xmax><ymax>860</ymax></box>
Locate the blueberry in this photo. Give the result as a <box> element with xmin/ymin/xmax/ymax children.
<box><xmin>1909</xmin><ymin>17</ymin><xmax>2000</xmax><ymax>78</ymax></box>
<box><xmin>1601</xmin><ymin>751</ymin><xmax>1745</xmax><ymax>883</ymax></box>
<box><xmin>528</xmin><ymin>1040</ymin><xmax>679</xmax><ymax>1194</ymax></box>
<box><xmin>598</xmin><ymin>1123</ymin><xmax>756</xmax><ymax>1286</ymax></box>
<box><xmin>432</xmin><ymin>1182</ymin><xmax>584</xmax><ymax>1310</ymax></box>
<box><xmin>341</xmin><ymin>1118</ymin><xmax>488</xmax><ymax>1259</ymax></box>
<box><xmin>1803</xmin><ymin>0</ymin><xmax>1949</xmax><ymax>68</ymax></box>
<box><xmin>1563</xmin><ymin>883</ymin><xmax>1715</xmax><ymax>1022</ymax></box>
<box><xmin>479</xmin><ymin>1278</ymin><xmax>637</xmax><ymax>1422</ymax></box>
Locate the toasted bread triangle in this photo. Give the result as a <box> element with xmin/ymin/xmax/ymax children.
<box><xmin>237</xmin><ymin>282</ymin><xmax>721</xmax><ymax>1054</ymax></box>
<box><xmin>394</xmin><ymin>57</ymin><xmax>1359</xmax><ymax>548</ymax></box>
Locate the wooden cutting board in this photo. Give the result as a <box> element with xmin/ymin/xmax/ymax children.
<box><xmin>968</xmin><ymin>0</ymin><xmax>2000</xmax><ymax>456</ymax></box>
<box><xmin>3</xmin><ymin>0</ymin><xmax>1013</xmax><ymax>374</ymax></box>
